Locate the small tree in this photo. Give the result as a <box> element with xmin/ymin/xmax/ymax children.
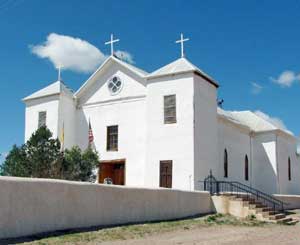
<box><xmin>26</xmin><ymin>126</ymin><xmax>62</xmax><ymax>178</ymax></box>
<box><xmin>1</xmin><ymin>126</ymin><xmax>99</xmax><ymax>181</ymax></box>
<box><xmin>62</xmin><ymin>146</ymin><xmax>99</xmax><ymax>181</ymax></box>
<box><xmin>0</xmin><ymin>145</ymin><xmax>29</xmax><ymax>177</ymax></box>
<box><xmin>82</xmin><ymin>147</ymin><xmax>99</xmax><ymax>182</ymax></box>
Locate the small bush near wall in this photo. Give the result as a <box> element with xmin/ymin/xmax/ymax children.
<box><xmin>0</xmin><ymin>126</ymin><xmax>99</xmax><ymax>181</ymax></box>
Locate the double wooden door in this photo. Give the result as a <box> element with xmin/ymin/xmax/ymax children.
<box><xmin>99</xmin><ymin>161</ymin><xmax>125</xmax><ymax>185</ymax></box>
<box><xmin>160</xmin><ymin>161</ymin><xmax>172</xmax><ymax>188</ymax></box>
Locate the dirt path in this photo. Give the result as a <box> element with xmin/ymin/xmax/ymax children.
<box><xmin>100</xmin><ymin>225</ymin><xmax>300</xmax><ymax>245</ymax></box>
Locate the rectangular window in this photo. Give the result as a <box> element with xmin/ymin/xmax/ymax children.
<box><xmin>107</xmin><ymin>125</ymin><xmax>118</xmax><ymax>151</ymax></box>
<box><xmin>160</xmin><ymin>160</ymin><xmax>173</xmax><ymax>188</ymax></box>
<box><xmin>164</xmin><ymin>95</ymin><xmax>176</xmax><ymax>124</ymax></box>
<box><xmin>38</xmin><ymin>111</ymin><xmax>47</xmax><ymax>128</ymax></box>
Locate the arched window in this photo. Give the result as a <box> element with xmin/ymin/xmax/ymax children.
<box><xmin>245</xmin><ymin>155</ymin><xmax>249</xmax><ymax>181</ymax></box>
<box><xmin>224</xmin><ymin>149</ymin><xmax>228</xmax><ymax>178</ymax></box>
<box><xmin>288</xmin><ymin>157</ymin><xmax>291</xmax><ymax>181</ymax></box>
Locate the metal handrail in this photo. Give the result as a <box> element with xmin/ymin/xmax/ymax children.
<box><xmin>218</xmin><ymin>181</ymin><xmax>284</xmax><ymax>211</ymax></box>
<box><xmin>230</xmin><ymin>181</ymin><xmax>284</xmax><ymax>206</ymax></box>
<box><xmin>200</xmin><ymin>174</ymin><xmax>286</xmax><ymax>212</ymax></box>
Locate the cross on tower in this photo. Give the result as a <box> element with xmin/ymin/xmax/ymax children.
<box><xmin>105</xmin><ymin>34</ymin><xmax>120</xmax><ymax>56</ymax></box>
<box><xmin>175</xmin><ymin>33</ymin><xmax>190</xmax><ymax>58</ymax></box>
<box><xmin>57</xmin><ymin>65</ymin><xmax>63</xmax><ymax>81</ymax></box>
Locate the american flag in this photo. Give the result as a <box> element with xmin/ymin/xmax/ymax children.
<box><xmin>88</xmin><ymin>119</ymin><xmax>94</xmax><ymax>145</ymax></box>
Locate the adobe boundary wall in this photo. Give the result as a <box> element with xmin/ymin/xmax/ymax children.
<box><xmin>273</xmin><ymin>194</ymin><xmax>300</xmax><ymax>210</ymax></box>
<box><xmin>0</xmin><ymin>177</ymin><xmax>213</xmax><ymax>239</ymax></box>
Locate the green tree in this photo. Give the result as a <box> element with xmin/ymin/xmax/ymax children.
<box><xmin>26</xmin><ymin>126</ymin><xmax>62</xmax><ymax>178</ymax></box>
<box><xmin>82</xmin><ymin>147</ymin><xmax>99</xmax><ymax>182</ymax></box>
<box><xmin>63</xmin><ymin>146</ymin><xmax>99</xmax><ymax>181</ymax></box>
<box><xmin>0</xmin><ymin>145</ymin><xmax>29</xmax><ymax>177</ymax></box>
<box><xmin>1</xmin><ymin>126</ymin><xmax>99</xmax><ymax>181</ymax></box>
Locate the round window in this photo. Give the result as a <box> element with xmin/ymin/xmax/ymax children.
<box><xmin>107</xmin><ymin>76</ymin><xmax>123</xmax><ymax>95</ymax></box>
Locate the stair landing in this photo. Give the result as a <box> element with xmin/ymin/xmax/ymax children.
<box><xmin>212</xmin><ymin>194</ymin><xmax>299</xmax><ymax>225</ymax></box>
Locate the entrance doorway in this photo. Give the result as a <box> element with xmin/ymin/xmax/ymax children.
<box><xmin>160</xmin><ymin>160</ymin><xmax>172</xmax><ymax>188</ymax></box>
<box><xmin>99</xmin><ymin>159</ymin><xmax>125</xmax><ymax>185</ymax></box>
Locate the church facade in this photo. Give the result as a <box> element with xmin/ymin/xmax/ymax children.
<box><xmin>23</xmin><ymin>55</ymin><xmax>300</xmax><ymax>195</ymax></box>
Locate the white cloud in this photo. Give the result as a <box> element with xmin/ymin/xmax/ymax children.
<box><xmin>254</xmin><ymin>110</ymin><xmax>292</xmax><ymax>134</ymax></box>
<box><xmin>270</xmin><ymin>70</ymin><xmax>300</xmax><ymax>88</ymax></box>
<box><xmin>251</xmin><ymin>82</ymin><xmax>263</xmax><ymax>95</ymax></box>
<box><xmin>114</xmin><ymin>50</ymin><xmax>134</xmax><ymax>64</ymax></box>
<box><xmin>30</xmin><ymin>33</ymin><xmax>135</xmax><ymax>74</ymax></box>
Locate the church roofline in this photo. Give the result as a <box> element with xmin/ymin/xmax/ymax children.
<box><xmin>75</xmin><ymin>55</ymin><xmax>148</xmax><ymax>98</ymax></box>
<box><xmin>146</xmin><ymin>57</ymin><xmax>219</xmax><ymax>88</ymax></box>
<box><xmin>22</xmin><ymin>80</ymin><xmax>74</xmax><ymax>102</ymax></box>
<box><xmin>218</xmin><ymin>108</ymin><xmax>296</xmax><ymax>140</ymax></box>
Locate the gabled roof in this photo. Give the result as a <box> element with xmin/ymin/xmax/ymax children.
<box><xmin>218</xmin><ymin>108</ymin><xmax>294</xmax><ymax>136</ymax></box>
<box><xmin>23</xmin><ymin>81</ymin><xmax>73</xmax><ymax>102</ymax></box>
<box><xmin>75</xmin><ymin>55</ymin><xmax>148</xmax><ymax>97</ymax></box>
<box><xmin>147</xmin><ymin>57</ymin><xmax>219</xmax><ymax>87</ymax></box>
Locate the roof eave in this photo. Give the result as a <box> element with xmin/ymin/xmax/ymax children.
<box><xmin>75</xmin><ymin>55</ymin><xmax>147</xmax><ymax>98</ymax></box>
<box><xmin>194</xmin><ymin>71</ymin><xmax>219</xmax><ymax>88</ymax></box>
<box><xmin>22</xmin><ymin>93</ymin><xmax>61</xmax><ymax>103</ymax></box>
<box><xmin>252</xmin><ymin>129</ymin><xmax>296</xmax><ymax>140</ymax></box>
<box><xmin>147</xmin><ymin>70</ymin><xmax>219</xmax><ymax>88</ymax></box>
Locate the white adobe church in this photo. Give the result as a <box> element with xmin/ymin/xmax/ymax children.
<box><xmin>23</xmin><ymin>34</ymin><xmax>300</xmax><ymax>195</ymax></box>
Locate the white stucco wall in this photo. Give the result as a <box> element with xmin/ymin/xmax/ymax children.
<box><xmin>252</xmin><ymin>133</ymin><xmax>278</xmax><ymax>194</ymax></box>
<box><xmin>273</xmin><ymin>194</ymin><xmax>300</xmax><ymax>209</ymax></box>
<box><xmin>277</xmin><ymin>134</ymin><xmax>300</xmax><ymax>195</ymax></box>
<box><xmin>217</xmin><ymin>119</ymin><xmax>251</xmax><ymax>185</ymax></box>
<box><xmin>145</xmin><ymin>74</ymin><xmax>195</xmax><ymax>190</ymax></box>
<box><xmin>24</xmin><ymin>95</ymin><xmax>60</xmax><ymax>141</ymax></box>
<box><xmin>78</xmin><ymin>63</ymin><xmax>146</xmax><ymax>106</ymax></box>
<box><xmin>58</xmin><ymin>93</ymin><xmax>76</xmax><ymax>149</ymax></box>
<box><xmin>76</xmin><ymin>65</ymin><xmax>147</xmax><ymax>187</ymax></box>
<box><xmin>0</xmin><ymin>177</ymin><xmax>213</xmax><ymax>240</ymax></box>
<box><xmin>194</xmin><ymin>75</ymin><xmax>218</xmax><ymax>189</ymax></box>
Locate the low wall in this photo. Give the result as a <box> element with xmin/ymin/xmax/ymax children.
<box><xmin>0</xmin><ymin>177</ymin><xmax>213</xmax><ymax>239</ymax></box>
<box><xmin>273</xmin><ymin>194</ymin><xmax>300</xmax><ymax>210</ymax></box>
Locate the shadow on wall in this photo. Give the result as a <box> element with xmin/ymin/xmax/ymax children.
<box><xmin>252</xmin><ymin>140</ymin><xmax>278</xmax><ymax>194</ymax></box>
<box><xmin>76</xmin><ymin>109</ymin><xmax>91</xmax><ymax>150</ymax></box>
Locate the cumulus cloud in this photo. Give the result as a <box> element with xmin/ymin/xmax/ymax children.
<box><xmin>254</xmin><ymin>110</ymin><xmax>291</xmax><ymax>134</ymax></box>
<box><xmin>114</xmin><ymin>50</ymin><xmax>134</xmax><ymax>64</ymax></box>
<box><xmin>270</xmin><ymin>70</ymin><xmax>300</xmax><ymax>88</ymax></box>
<box><xmin>251</xmin><ymin>82</ymin><xmax>263</xmax><ymax>95</ymax></box>
<box><xmin>30</xmin><ymin>33</ymin><xmax>135</xmax><ymax>74</ymax></box>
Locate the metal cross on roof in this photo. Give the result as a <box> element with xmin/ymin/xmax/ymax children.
<box><xmin>105</xmin><ymin>33</ymin><xmax>120</xmax><ymax>56</ymax></box>
<box><xmin>175</xmin><ymin>33</ymin><xmax>190</xmax><ymax>58</ymax></box>
<box><xmin>57</xmin><ymin>65</ymin><xmax>63</xmax><ymax>81</ymax></box>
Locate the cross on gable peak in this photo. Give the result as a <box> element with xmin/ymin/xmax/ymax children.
<box><xmin>175</xmin><ymin>33</ymin><xmax>190</xmax><ymax>58</ymax></box>
<box><xmin>105</xmin><ymin>33</ymin><xmax>120</xmax><ymax>56</ymax></box>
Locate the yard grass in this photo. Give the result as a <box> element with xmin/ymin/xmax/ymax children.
<box><xmin>12</xmin><ymin>214</ymin><xmax>271</xmax><ymax>245</ymax></box>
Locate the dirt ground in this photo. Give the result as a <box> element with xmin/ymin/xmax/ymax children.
<box><xmin>100</xmin><ymin>225</ymin><xmax>300</xmax><ymax>245</ymax></box>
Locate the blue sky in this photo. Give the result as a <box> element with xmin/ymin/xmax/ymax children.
<box><xmin>0</xmin><ymin>0</ymin><xmax>300</xmax><ymax>160</ymax></box>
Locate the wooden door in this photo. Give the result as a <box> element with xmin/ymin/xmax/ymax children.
<box><xmin>160</xmin><ymin>161</ymin><xmax>172</xmax><ymax>188</ymax></box>
<box><xmin>99</xmin><ymin>160</ymin><xmax>125</xmax><ymax>185</ymax></box>
<box><xmin>113</xmin><ymin>164</ymin><xmax>125</xmax><ymax>185</ymax></box>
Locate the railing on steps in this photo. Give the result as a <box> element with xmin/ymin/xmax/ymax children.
<box><xmin>200</xmin><ymin>172</ymin><xmax>285</xmax><ymax>212</ymax></box>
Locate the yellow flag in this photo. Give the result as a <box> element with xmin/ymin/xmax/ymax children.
<box><xmin>60</xmin><ymin>122</ymin><xmax>65</xmax><ymax>151</ymax></box>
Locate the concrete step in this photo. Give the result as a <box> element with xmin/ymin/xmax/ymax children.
<box><xmin>285</xmin><ymin>220</ymin><xmax>299</xmax><ymax>225</ymax></box>
<box><xmin>269</xmin><ymin>213</ymin><xmax>286</xmax><ymax>220</ymax></box>
<box><xmin>268</xmin><ymin>210</ymin><xmax>280</xmax><ymax>215</ymax></box>
<box><xmin>255</xmin><ymin>207</ymin><xmax>273</xmax><ymax>213</ymax></box>
<box><xmin>275</xmin><ymin>217</ymin><xmax>293</xmax><ymax>224</ymax></box>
